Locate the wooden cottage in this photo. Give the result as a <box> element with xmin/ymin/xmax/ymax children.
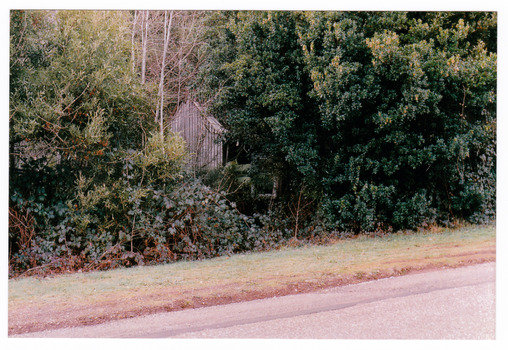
<box><xmin>170</xmin><ymin>100</ymin><xmax>225</xmax><ymax>169</ymax></box>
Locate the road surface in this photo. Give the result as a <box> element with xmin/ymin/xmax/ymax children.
<box><xmin>15</xmin><ymin>262</ymin><xmax>495</xmax><ymax>339</ymax></box>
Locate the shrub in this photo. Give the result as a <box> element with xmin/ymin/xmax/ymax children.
<box><xmin>200</xmin><ymin>11</ymin><xmax>496</xmax><ymax>233</ymax></box>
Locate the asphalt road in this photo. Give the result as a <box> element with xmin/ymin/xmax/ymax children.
<box><xmin>16</xmin><ymin>262</ymin><xmax>495</xmax><ymax>339</ymax></box>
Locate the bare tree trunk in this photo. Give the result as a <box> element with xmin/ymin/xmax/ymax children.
<box><xmin>157</xmin><ymin>10</ymin><xmax>173</xmax><ymax>136</ymax></box>
<box><xmin>177</xmin><ymin>55</ymin><xmax>182</xmax><ymax>106</ymax></box>
<box><xmin>130</xmin><ymin>10</ymin><xmax>205</xmax><ymax>122</ymax></box>
<box><xmin>131</xmin><ymin>11</ymin><xmax>138</xmax><ymax>73</ymax></box>
<box><xmin>141</xmin><ymin>10</ymin><xmax>149</xmax><ymax>85</ymax></box>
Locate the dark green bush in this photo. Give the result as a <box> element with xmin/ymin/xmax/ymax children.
<box><xmin>200</xmin><ymin>11</ymin><xmax>496</xmax><ymax>232</ymax></box>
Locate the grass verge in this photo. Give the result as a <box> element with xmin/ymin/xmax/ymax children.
<box><xmin>8</xmin><ymin>224</ymin><xmax>495</xmax><ymax>335</ymax></box>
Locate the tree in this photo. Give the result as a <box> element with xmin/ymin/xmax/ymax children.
<box><xmin>156</xmin><ymin>10</ymin><xmax>174</xmax><ymax>135</ymax></box>
<box><xmin>302</xmin><ymin>12</ymin><xmax>496</xmax><ymax>230</ymax></box>
<box><xmin>200</xmin><ymin>11</ymin><xmax>496</xmax><ymax>232</ymax></box>
<box><xmin>131</xmin><ymin>10</ymin><xmax>206</xmax><ymax>131</ymax></box>
<box><xmin>10</xmin><ymin>11</ymin><xmax>152</xmax><ymax>176</ymax></box>
<box><xmin>200</xmin><ymin>11</ymin><xmax>320</xmax><ymax>202</ymax></box>
<box><xmin>9</xmin><ymin>10</ymin><xmax>186</xmax><ymax>272</ymax></box>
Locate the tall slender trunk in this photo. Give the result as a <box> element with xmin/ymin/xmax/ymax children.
<box><xmin>157</xmin><ymin>10</ymin><xmax>173</xmax><ymax>136</ymax></box>
<box><xmin>141</xmin><ymin>10</ymin><xmax>149</xmax><ymax>85</ymax></box>
<box><xmin>131</xmin><ymin>11</ymin><xmax>138</xmax><ymax>73</ymax></box>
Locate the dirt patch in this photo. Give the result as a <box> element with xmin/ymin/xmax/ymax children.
<box><xmin>8</xmin><ymin>250</ymin><xmax>495</xmax><ymax>336</ymax></box>
<box><xmin>379</xmin><ymin>247</ymin><xmax>496</xmax><ymax>266</ymax></box>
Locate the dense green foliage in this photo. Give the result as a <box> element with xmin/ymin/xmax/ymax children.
<box><xmin>9</xmin><ymin>11</ymin><xmax>278</xmax><ymax>276</ymax></box>
<box><xmin>200</xmin><ymin>11</ymin><xmax>496</xmax><ymax>233</ymax></box>
<box><xmin>200</xmin><ymin>12</ymin><xmax>320</xmax><ymax>199</ymax></box>
<box><xmin>9</xmin><ymin>10</ymin><xmax>496</xmax><ymax>276</ymax></box>
<box><xmin>9</xmin><ymin>10</ymin><xmax>171</xmax><ymax>273</ymax></box>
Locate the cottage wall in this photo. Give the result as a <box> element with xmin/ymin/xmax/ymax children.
<box><xmin>170</xmin><ymin>101</ymin><xmax>224</xmax><ymax>169</ymax></box>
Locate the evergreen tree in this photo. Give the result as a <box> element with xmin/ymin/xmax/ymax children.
<box><xmin>200</xmin><ymin>11</ymin><xmax>496</xmax><ymax>232</ymax></box>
